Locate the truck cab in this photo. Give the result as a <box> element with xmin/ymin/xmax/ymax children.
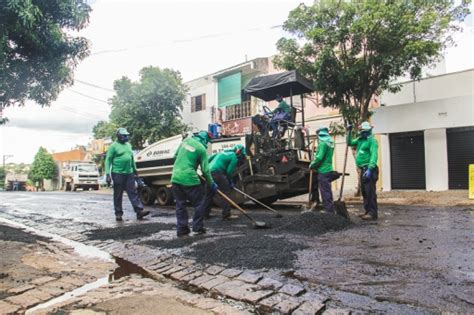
<box><xmin>62</xmin><ymin>162</ymin><xmax>100</xmax><ymax>191</ymax></box>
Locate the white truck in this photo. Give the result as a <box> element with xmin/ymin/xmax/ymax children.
<box><xmin>135</xmin><ymin>134</ymin><xmax>245</xmax><ymax>205</ymax></box>
<box><xmin>61</xmin><ymin>161</ymin><xmax>100</xmax><ymax>191</ymax></box>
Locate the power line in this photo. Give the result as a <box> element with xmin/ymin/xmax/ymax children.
<box><xmin>68</xmin><ymin>89</ymin><xmax>110</xmax><ymax>104</ymax></box>
<box><xmin>62</xmin><ymin>104</ymin><xmax>108</xmax><ymax>117</ymax></box>
<box><xmin>58</xmin><ymin>106</ymin><xmax>106</xmax><ymax>120</ymax></box>
<box><xmin>90</xmin><ymin>24</ymin><xmax>283</xmax><ymax>56</ymax></box>
<box><xmin>75</xmin><ymin>79</ymin><xmax>114</xmax><ymax>92</ymax></box>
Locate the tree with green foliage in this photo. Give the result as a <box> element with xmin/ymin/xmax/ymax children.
<box><xmin>0</xmin><ymin>0</ymin><xmax>91</xmax><ymax>118</ymax></box>
<box><xmin>274</xmin><ymin>0</ymin><xmax>471</xmax><ymax>127</ymax></box>
<box><xmin>92</xmin><ymin>120</ymin><xmax>117</xmax><ymax>140</ymax></box>
<box><xmin>0</xmin><ymin>167</ymin><xmax>5</xmax><ymax>189</ymax></box>
<box><xmin>29</xmin><ymin>147</ymin><xmax>57</xmax><ymax>190</ymax></box>
<box><xmin>102</xmin><ymin>66</ymin><xmax>188</xmax><ymax>149</ymax></box>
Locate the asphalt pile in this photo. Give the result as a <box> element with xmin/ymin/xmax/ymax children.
<box><xmin>144</xmin><ymin>211</ymin><xmax>351</xmax><ymax>270</ymax></box>
<box><xmin>190</xmin><ymin>235</ymin><xmax>308</xmax><ymax>269</ymax></box>
<box><xmin>271</xmin><ymin>211</ymin><xmax>352</xmax><ymax>235</ymax></box>
<box><xmin>0</xmin><ymin>224</ymin><xmax>48</xmax><ymax>243</ymax></box>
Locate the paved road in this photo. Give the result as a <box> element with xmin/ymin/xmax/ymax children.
<box><xmin>1</xmin><ymin>191</ymin><xmax>473</xmax><ymax>314</ymax></box>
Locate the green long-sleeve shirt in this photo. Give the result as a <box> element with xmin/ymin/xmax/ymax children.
<box><xmin>273</xmin><ymin>100</ymin><xmax>290</xmax><ymax>114</ymax></box>
<box><xmin>209</xmin><ymin>150</ymin><xmax>238</xmax><ymax>180</ymax></box>
<box><xmin>347</xmin><ymin>131</ymin><xmax>378</xmax><ymax>169</ymax></box>
<box><xmin>309</xmin><ymin>137</ymin><xmax>334</xmax><ymax>174</ymax></box>
<box><xmin>171</xmin><ymin>137</ymin><xmax>213</xmax><ymax>186</ymax></box>
<box><xmin>105</xmin><ymin>141</ymin><xmax>137</xmax><ymax>175</ymax></box>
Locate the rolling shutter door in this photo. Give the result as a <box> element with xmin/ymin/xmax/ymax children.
<box><xmin>390</xmin><ymin>131</ymin><xmax>426</xmax><ymax>189</ymax></box>
<box><xmin>447</xmin><ymin>127</ymin><xmax>474</xmax><ymax>189</ymax></box>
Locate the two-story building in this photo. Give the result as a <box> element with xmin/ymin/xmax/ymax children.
<box><xmin>374</xmin><ymin>69</ymin><xmax>474</xmax><ymax>191</ymax></box>
<box><xmin>182</xmin><ymin>57</ymin><xmax>370</xmax><ymax>194</ymax></box>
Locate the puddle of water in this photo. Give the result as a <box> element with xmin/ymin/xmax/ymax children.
<box><xmin>109</xmin><ymin>256</ymin><xmax>153</xmax><ymax>282</ymax></box>
<box><xmin>1</xmin><ymin>218</ymin><xmax>165</xmax><ymax>306</ymax></box>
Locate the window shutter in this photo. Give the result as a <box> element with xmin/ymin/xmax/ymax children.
<box><xmin>218</xmin><ymin>72</ymin><xmax>242</xmax><ymax>108</ymax></box>
<box><xmin>191</xmin><ymin>97</ymin><xmax>196</xmax><ymax>112</ymax></box>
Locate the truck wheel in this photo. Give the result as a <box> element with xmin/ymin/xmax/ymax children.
<box><xmin>139</xmin><ymin>186</ymin><xmax>156</xmax><ymax>205</ymax></box>
<box><xmin>93</xmin><ymin>185</ymin><xmax>99</xmax><ymax>191</ymax></box>
<box><xmin>156</xmin><ymin>187</ymin><xmax>173</xmax><ymax>206</ymax></box>
<box><xmin>65</xmin><ymin>183</ymin><xmax>71</xmax><ymax>192</ymax></box>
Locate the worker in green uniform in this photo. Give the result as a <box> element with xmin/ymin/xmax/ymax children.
<box><xmin>252</xmin><ymin>95</ymin><xmax>291</xmax><ymax>137</ymax></box>
<box><xmin>269</xmin><ymin>95</ymin><xmax>292</xmax><ymax>138</ymax></box>
<box><xmin>309</xmin><ymin>127</ymin><xmax>335</xmax><ymax>213</ymax></box>
<box><xmin>347</xmin><ymin>121</ymin><xmax>379</xmax><ymax>220</ymax></box>
<box><xmin>105</xmin><ymin>127</ymin><xmax>150</xmax><ymax>222</ymax></box>
<box><xmin>171</xmin><ymin>131</ymin><xmax>216</xmax><ymax>237</ymax></box>
<box><xmin>203</xmin><ymin>144</ymin><xmax>246</xmax><ymax>220</ymax></box>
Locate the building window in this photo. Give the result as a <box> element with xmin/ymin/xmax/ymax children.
<box><xmin>191</xmin><ymin>94</ymin><xmax>206</xmax><ymax>112</ymax></box>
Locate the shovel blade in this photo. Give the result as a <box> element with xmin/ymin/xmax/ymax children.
<box><xmin>334</xmin><ymin>200</ymin><xmax>350</xmax><ymax>219</ymax></box>
<box><xmin>253</xmin><ymin>221</ymin><xmax>271</xmax><ymax>229</ymax></box>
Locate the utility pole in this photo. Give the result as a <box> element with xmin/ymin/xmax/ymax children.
<box><xmin>2</xmin><ymin>155</ymin><xmax>13</xmax><ymax>169</ymax></box>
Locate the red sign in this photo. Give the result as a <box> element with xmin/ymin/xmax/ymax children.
<box><xmin>222</xmin><ymin>117</ymin><xmax>253</xmax><ymax>136</ymax></box>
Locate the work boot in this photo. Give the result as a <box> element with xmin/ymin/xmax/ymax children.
<box><xmin>177</xmin><ymin>228</ymin><xmax>190</xmax><ymax>237</ymax></box>
<box><xmin>222</xmin><ymin>214</ymin><xmax>239</xmax><ymax>220</ymax></box>
<box><xmin>115</xmin><ymin>215</ymin><xmax>123</xmax><ymax>222</ymax></box>
<box><xmin>136</xmin><ymin>209</ymin><xmax>150</xmax><ymax>220</ymax></box>
<box><xmin>361</xmin><ymin>214</ymin><xmax>376</xmax><ymax>220</ymax></box>
<box><xmin>192</xmin><ymin>228</ymin><xmax>206</xmax><ymax>235</ymax></box>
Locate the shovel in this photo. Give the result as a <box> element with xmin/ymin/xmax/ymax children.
<box><xmin>302</xmin><ymin>138</ymin><xmax>317</xmax><ymax>213</ymax></box>
<box><xmin>334</xmin><ymin>142</ymin><xmax>350</xmax><ymax>220</ymax></box>
<box><xmin>233</xmin><ymin>187</ymin><xmax>283</xmax><ymax>218</ymax></box>
<box><xmin>215</xmin><ymin>189</ymin><xmax>270</xmax><ymax>229</ymax></box>
<box><xmin>199</xmin><ymin>175</ymin><xmax>270</xmax><ymax>229</ymax></box>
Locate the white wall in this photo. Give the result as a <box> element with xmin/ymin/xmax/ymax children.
<box><xmin>374</xmin><ymin>95</ymin><xmax>474</xmax><ymax>134</ymax></box>
<box><xmin>374</xmin><ymin>70</ymin><xmax>474</xmax><ymax>134</ymax></box>
<box><xmin>424</xmin><ymin>129</ymin><xmax>449</xmax><ymax>191</ymax></box>
<box><xmin>374</xmin><ymin>70</ymin><xmax>473</xmax><ymax>191</ymax></box>
<box><xmin>182</xmin><ymin>76</ymin><xmax>215</xmax><ymax>131</ymax></box>
<box><xmin>381</xmin><ymin>69</ymin><xmax>474</xmax><ymax>107</ymax></box>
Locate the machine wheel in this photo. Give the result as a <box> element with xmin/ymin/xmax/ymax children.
<box><xmin>65</xmin><ymin>182</ymin><xmax>72</xmax><ymax>191</ymax></box>
<box><xmin>93</xmin><ymin>185</ymin><xmax>100</xmax><ymax>191</ymax></box>
<box><xmin>139</xmin><ymin>186</ymin><xmax>156</xmax><ymax>205</ymax></box>
<box><xmin>156</xmin><ymin>187</ymin><xmax>173</xmax><ymax>206</ymax></box>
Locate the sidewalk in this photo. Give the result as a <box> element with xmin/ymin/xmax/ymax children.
<box><xmin>285</xmin><ymin>190</ymin><xmax>473</xmax><ymax>207</ymax></box>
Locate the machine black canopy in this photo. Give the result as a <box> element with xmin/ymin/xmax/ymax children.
<box><xmin>244</xmin><ymin>70</ymin><xmax>314</xmax><ymax>101</ymax></box>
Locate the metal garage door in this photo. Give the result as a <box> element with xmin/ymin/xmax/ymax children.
<box><xmin>390</xmin><ymin>131</ymin><xmax>426</xmax><ymax>189</ymax></box>
<box><xmin>447</xmin><ymin>127</ymin><xmax>474</xmax><ymax>189</ymax></box>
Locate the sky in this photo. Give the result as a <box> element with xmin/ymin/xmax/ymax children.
<box><xmin>1</xmin><ymin>0</ymin><xmax>473</xmax><ymax>164</ymax></box>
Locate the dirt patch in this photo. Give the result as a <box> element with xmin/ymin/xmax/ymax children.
<box><xmin>88</xmin><ymin>294</ymin><xmax>212</xmax><ymax>315</ymax></box>
<box><xmin>86</xmin><ymin>222</ymin><xmax>175</xmax><ymax>241</ymax></box>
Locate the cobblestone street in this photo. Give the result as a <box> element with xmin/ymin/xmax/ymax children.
<box><xmin>0</xmin><ymin>191</ymin><xmax>473</xmax><ymax>314</ymax></box>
